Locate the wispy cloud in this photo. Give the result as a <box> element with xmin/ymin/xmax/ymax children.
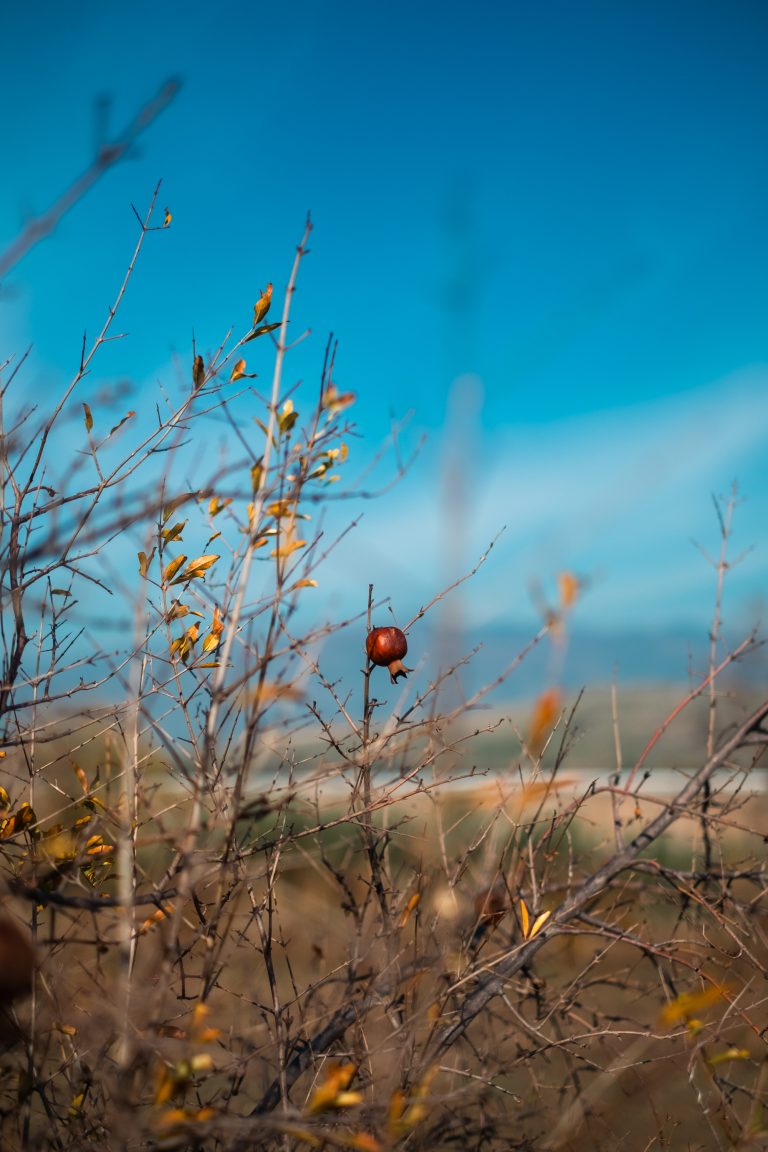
<box><xmin>318</xmin><ymin>370</ymin><xmax>768</xmax><ymax>632</ymax></box>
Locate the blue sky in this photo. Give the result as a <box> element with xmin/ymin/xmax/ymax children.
<box><xmin>2</xmin><ymin>0</ymin><xmax>767</xmax><ymax>660</ymax></box>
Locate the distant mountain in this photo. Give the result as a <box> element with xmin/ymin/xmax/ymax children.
<box><xmin>316</xmin><ymin>621</ymin><xmax>764</xmax><ymax>703</ymax></box>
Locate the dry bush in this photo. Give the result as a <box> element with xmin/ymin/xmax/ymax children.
<box><xmin>1</xmin><ymin>178</ymin><xmax>768</xmax><ymax>1152</ymax></box>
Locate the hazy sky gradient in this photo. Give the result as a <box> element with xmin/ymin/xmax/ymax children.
<box><xmin>2</xmin><ymin>1</ymin><xmax>767</xmax><ymax>651</ymax></box>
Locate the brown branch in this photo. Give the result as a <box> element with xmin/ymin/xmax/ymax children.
<box><xmin>427</xmin><ymin>694</ymin><xmax>768</xmax><ymax>1060</ymax></box>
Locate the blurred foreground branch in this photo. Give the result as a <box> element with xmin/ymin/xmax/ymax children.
<box><xmin>0</xmin><ymin>77</ymin><xmax>180</xmax><ymax>282</ymax></box>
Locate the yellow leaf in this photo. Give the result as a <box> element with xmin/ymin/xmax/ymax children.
<box><xmin>82</xmin><ymin>402</ymin><xmax>93</xmax><ymax>433</ymax></box>
<box><xmin>290</xmin><ymin>579</ymin><xmax>318</xmax><ymax>591</ymax></box>
<box><xmin>0</xmin><ymin>787</ymin><xmax>10</xmax><ymax>807</ymax></box>
<box><xmin>388</xmin><ymin>1089</ymin><xmax>407</xmax><ymax>1138</ymax></box>
<box><xmin>398</xmin><ymin>1066</ymin><xmax>438</xmax><ymax>1132</ymax></box>
<box><xmin>42</xmin><ymin>829</ymin><xmax>77</xmax><ymax>861</ymax></box>
<box><xmin>271</xmin><ymin>538</ymin><xmax>306</xmax><ymax>559</ymax></box>
<box><xmin>401</xmin><ymin>1101</ymin><xmax>427</xmax><ymax>1130</ymax></box>
<box><xmin>68</xmin><ymin>1090</ymin><xmax>85</xmax><ymax>1118</ymax></box>
<box><xmin>230</xmin><ymin>358</ymin><xmax>247</xmax><ymax>382</ymax></box>
<box><xmin>162</xmin><ymin>521</ymin><xmax>186</xmax><ymax>543</ymax></box>
<box><xmin>208</xmin><ymin>496</ymin><xmax>233</xmax><ymax>517</ymax></box>
<box><xmin>529</xmin><ymin>909</ymin><xmax>551</xmax><ymax>940</ymax></box>
<box><xmin>201</xmin><ymin>604</ymin><xmax>225</xmax><ymax>653</ymax></box>
<box><xmin>163</xmin><ymin>555</ymin><xmax>187</xmax><ymax>584</ymax></box>
<box><xmin>659</xmin><ymin>984</ymin><xmax>729</xmax><ymax>1027</ymax></box>
<box><xmin>71</xmin><ymin>760</ymin><xmax>89</xmax><ymax>794</ymax></box>
<box><xmin>193</xmin><ymin>1004</ymin><xmax>209</xmax><ymax>1029</ymax></box>
<box><xmin>253</xmin><ymin>282</ymin><xmax>273</xmax><ymax>326</ymax></box>
<box><xmin>334</xmin><ymin>1091</ymin><xmax>364</xmax><ymax>1108</ymax></box>
<box><xmin>163</xmin><ymin>207</ymin><xmax>172</xmax><ymax>227</ymax></box>
<box><xmin>708</xmin><ymin>1047</ymin><xmax>751</xmax><ymax>1066</ymax></box>
<box><xmin>171</xmin><ymin>554</ymin><xmax>219</xmax><ymax>585</ymax></box>
<box><xmin>170</xmin><ymin>623</ymin><xmax>199</xmax><ymax>662</ymax></box>
<box><xmin>251</xmin><ymin>461</ymin><xmax>263</xmax><ymax>492</ymax></box>
<box><xmin>188</xmin><ymin>1053</ymin><xmax>214</xmax><ymax>1074</ymax></box>
<box><xmin>166</xmin><ymin>602</ymin><xmax>203</xmax><ymax>622</ymax></box>
<box><xmin>193</xmin><ymin>354</ymin><xmax>205</xmax><ymax>390</ymax></box>
<box><xmin>266</xmin><ymin>500</ymin><xmax>295</xmax><ymax>519</ymax></box>
<box><xmin>85</xmin><ymin>840</ymin><xmax>113</xmax><ymax>859</ymax></box>
<box><xmin>138</xmin><ymin>550</ymin><xmax>154</xmax><ymax>577</ymax></box>
<box><xmin>13</xmin><ymin>803</ymin><xmax>37</xmax><ymax>832</ymax></box>
<box><xmin>278</xmin><ymin>398</ymin><xmax>298</xmax><ymax>436</ymax></box>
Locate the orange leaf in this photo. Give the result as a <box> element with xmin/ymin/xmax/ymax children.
<box><xmin>82</xmin><ymin>402</ymin><xmax>93</xmax><ymax>433</ymax></box>
<box><xmin>306</xmin><ymin>1062</ymin><xmax>357</xmax><ymax>1114</ymax></box>
<box><xmin>527</xmin><ymin>689</ymin><xmax>561</xmax><ymax>757</ymax></box>
<box><xmin>399</xmin><ymin>891</ymin><xmax>421</xmax><ymax>928</ymax></box>
<box><xmin>138</xmin><ymin>905</ymin><xmax>173</xmax><ymax>935</ymax></box>
<box><xmin>323</xmin><ymin>383</ymin><xmax>356</xmax><ymax>415</ymax></box>
<box><xmin>349</xmin><ymin>1134</ymin><xmax>382</xmax><ymax>1151</ymax></box>
<box><xmin>519</xmin><ymin>897</ymin><xmax>530</xmax><ymax>940</ymax></box>
<box><xmin>558</xmin><ymin>571</ymin><xmax>580</xmax><ymax>610</ymax></box>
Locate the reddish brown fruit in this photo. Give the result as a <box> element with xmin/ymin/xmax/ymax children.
<box><xmin>365</xmin><ymin>626</ymin><xmax>411</xmax><ymax>683</ymax></box>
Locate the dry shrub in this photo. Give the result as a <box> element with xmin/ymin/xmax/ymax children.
<box><xmin>1</xmin><ymin>184</ymin><xmax>767</xmax><ymax>1152</ymax></box>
